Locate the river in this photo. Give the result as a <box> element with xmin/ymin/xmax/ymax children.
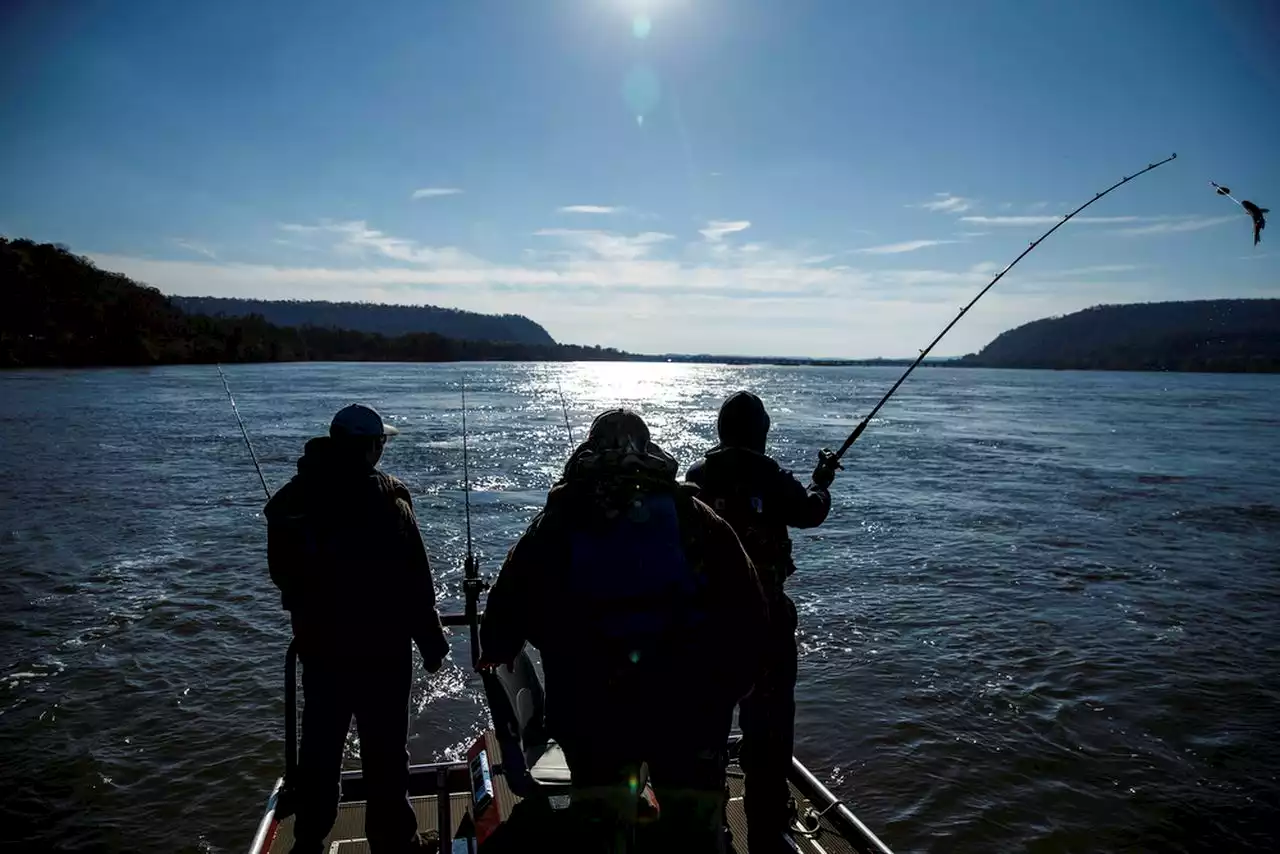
<box><xmin>1</xmin><ymin>362</ymin><xmax>1277</xmax><ymax>853</ymax></box>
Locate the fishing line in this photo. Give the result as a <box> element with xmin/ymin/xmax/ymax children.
<box><xmin>217</xmin><ymin>364</ymin><xmax>271</xmax><ymax>500</ymax></box>
<box><xmin>556</xmin><ymin>377</ymin><xmax>575</xmax><ymax>446</ymax></box>
<box><xmin>1210</xmin><ymin>180</ymin><xmax>1244</xmax><ymax>208</ymax></box>
<box><xmin>832</xmin><ymin>152</ymin><xmax>1178</xmax><ymax>462</ymax></box>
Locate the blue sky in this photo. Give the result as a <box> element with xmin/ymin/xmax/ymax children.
<box><xmin>2</xmin><ymin>0</ymin><xmax>1277</xmax><ymax>357</ymax></box>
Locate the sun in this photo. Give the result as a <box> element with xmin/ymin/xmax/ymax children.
<box><xmin>611</xmin><ymin>0</ymin><xmax>687</xmax><ymax>36</ymax></box>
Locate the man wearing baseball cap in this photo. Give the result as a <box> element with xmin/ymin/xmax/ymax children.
<box><xmin>265</xmin><ymin>403</ymin><xmax>449</xmax><ymax>853</ymax></box>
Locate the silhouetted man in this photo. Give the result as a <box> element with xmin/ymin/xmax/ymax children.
<box><xmin>685</xmin><ymin>391</ymin><xmax>840</xmax><ymax>854</ymax></box>
<box><xmin>265</xmin><ymin>404</ymin><xmax>450</xmax><ymax>854</ymax></box>
<box><xmin>480</xmin><ymin>408</ymin><xmax>770</xmax><ymax>852</ymax></box>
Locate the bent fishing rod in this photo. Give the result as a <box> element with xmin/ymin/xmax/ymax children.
<box><xmin>217</xmin><ymin>364</ymin><xmax>272</xmax><ymax>500</ymax></box>
<box><xmin>832</xmin><ymin>152</ymin><xmax>1178</xmax><ymax>462</ymax></box>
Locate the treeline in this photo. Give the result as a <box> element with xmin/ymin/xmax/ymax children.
<box><xmin>170</xmin><ymin>295</ymin><xmax>556</xmax><ymax>346</ymax></box>
<box><xmin>958</xmin><ymin>300</ymin><xmax>1280</xmax><ymax>373</ymax></box>
<box><xmin>0</xmin><ymin>237</ymin><xmax>627</xmax><ymax>368</ymax></box>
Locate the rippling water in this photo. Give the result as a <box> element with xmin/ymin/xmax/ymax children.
<box><xmin>2</xmin><ymin>362</ymin><xmax>1278</xmax><ymax>853</ymax></box>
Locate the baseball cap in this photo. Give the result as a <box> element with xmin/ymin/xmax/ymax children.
<box><xmin>330</xmin><ymin>404</ymin><xmax>400</xmax><ymax>439</ymax></box>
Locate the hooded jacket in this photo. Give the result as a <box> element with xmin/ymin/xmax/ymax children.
<box><xmin>685</xmin><ymin>392</ymin><xmax>830</xmax><ymax>591</ymax></box>
<box><xmin>263</xmin><ymin>436</ymin><xmax>446</xmax><ymax>660</ymax></box>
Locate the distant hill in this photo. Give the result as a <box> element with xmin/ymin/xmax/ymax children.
<box><xmin>0</xmin><ymin>237</ymin><xmax>623</xmax><ymax>367</ymax></box>
<box><xmin>170</xmin><ymin>296</ymin><xmax>556</xmax><ymax>346</ymax></box>
<box><xmin>958</xmin><ymin>299</ymin><xmax>1280</xmax><ymax>372</ymax></box>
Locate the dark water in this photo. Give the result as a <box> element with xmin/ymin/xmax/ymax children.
<box><xmin>2</xmin><ymin>363</ymin><xmax>1279</xmax><ymax>853</ymax></box>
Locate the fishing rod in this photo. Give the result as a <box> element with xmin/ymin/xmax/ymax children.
<box><xmin>459</xmin><ymin>376</ymin><xmax>487</xmax><ymax>671</ymax></box>
<box><xmin>832</xmin><ymin>152</ymin><xmax>1178</xmax><ymax>462</ymax></box>
<box><xmin>556</xmin><ymin>378</ymin><xmax>575</xmax><ymax>446</ymax></box>
<box><xmin>217</xmin><ymin>364</ymin><xmax>272</xmax><ymax>500</ymax></box>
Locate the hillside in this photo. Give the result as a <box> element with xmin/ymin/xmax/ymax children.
<box><xmin>958</xmin><ymin>299</ymin><xmax>1280</xmax><ymax>372</ymax></box>
<box><xmin>0</xmin><ymin>237</ymin><xmax>623</xmax><ymax>367</ymax></box>
<box><xmin>170</xmin><ymin>296</ymin><xmax>556</xmax><ymax>346</ymax></box>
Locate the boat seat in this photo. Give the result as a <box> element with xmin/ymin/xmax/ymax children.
<box><xmin>481</xmin><ymin>644</ymin><xmax>572</xmax><ymax>795</ymax></box>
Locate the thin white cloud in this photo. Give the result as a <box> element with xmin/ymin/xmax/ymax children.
<box><xmin>914</xmin><ymin>193</ymin><xmax>974</xmax><ymax>214</ymax></box>
<box><xmin>93</xmin><ymin>210</ymin><xmax>1255</xmax><ymax>357</ymax></box>
<box><xmin>854</xmin><ymin>239</ymin><xmax>960</xmax><ymax>255</ymax></box>
<box><xmin>411</xmin><ymin>187</ymin><xmax>463</xmax><ymax>199</ymax></box>
<box><xmin>534</xmin><ymin>228</ymin><xmax>675</xmax><ymax>261</ymax></box>
<box><xmin>1115</xmin><ymin>216</ymin><xmax>1238</xmax><ymax>236</ymax></box>
<box><xmin>699</xmin><ymin>220</ymin><xmax>751</xmax><ymax>241</ymax></box>
<box><xmin>557</xmin><ymin>205</ymin><xmax>621</xmax><ymax>214</ymax></box>
<box><xmin>1055</xmin><ymin>264</ymin><xmax>1142</xmax><ymax>275</ymax></box>
<box><xmin>281</xmin><ymin>220</ymin><xmax>481</xmax><ymax>266</ymax></box>
<box><xmin>172</xmin><ymin>238</ymin><xmax>217</xmax><ymax>259</ymax></box>
<box><xmin>957</xmin><ymin>231</ymin><xmax>990</xmax><ymax>238</ymax></box>
<box><xmin>960</xmin><ymin>215</ymin><xmax>1144</xmax><ymax>226</ymax></box>
<box><xmin>271</xmin><ymin>238</ymin><xmax>319</xmax><ymax>252</ymax></box>
<box><xmin>87</xmin><ymin>225</ymin><xmax>1247</xmax><ymax>357</ymax></box>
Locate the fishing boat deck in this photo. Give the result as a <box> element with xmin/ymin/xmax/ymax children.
<box><xmin>265</xmin><ymin>766</ymin><xmax>865</xmax><ymax>854</ymax></box>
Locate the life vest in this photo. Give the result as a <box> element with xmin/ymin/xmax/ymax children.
<box><xmin>565</xmin><ymin>491</ymin><xmax>710</xmax><ymax>661</ymax></box>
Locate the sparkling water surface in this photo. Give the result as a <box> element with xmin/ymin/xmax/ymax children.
<box><xmin>1</xmin><ymin>362</ymin><xmax>1277</xmax><ymax>853</ymax></box>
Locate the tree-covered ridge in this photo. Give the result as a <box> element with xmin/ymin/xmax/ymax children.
<box><xmin>170</xmin><ymin>296</ymin><xmax>556</xmax><ymax>346</ymax></box>
<box><xmin>958</xmin><ymin>299</ymin><xmax>1280</xmax><ymax>372</ymax></box>
<box><xmin>0</xmin><ymin>237</ymin><xmax>625</xmax><ymax>367</ymax></box>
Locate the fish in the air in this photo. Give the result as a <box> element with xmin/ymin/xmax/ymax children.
<box><xmin>1240</xmin><ymin>200</ymin><xmax>1268</xmax><ymax>246</ymax></box>
<box><xmin>1210</xmin><ymin>181</ymin><xmax>1268</xmax><ymax>246</ymax></box>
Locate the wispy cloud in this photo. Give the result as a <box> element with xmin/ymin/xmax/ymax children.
<box><xmin>960</xmin><ymin>215</ymin><xmax>1142</xmax><ymax>226</ymax></box>
<box><xmin>92</xmin><ymin>212</ymin><xmax>1233</xmax><ymax>358</ymax></box>
<box><xmin>913</xmin><ymin>193</ymin><xmax>975</xmax><ymax>214</ymax></box>
<box><xmin>1115</xmin><ymin>216</ymin><xmax>1237</xmax><ymax>236</ymax></box>
<box><xmin>172</xmin><ymin>238</ymin><xmax>217</xmax><ymax>259</ymax></box>
<box><xmin>854</xmin><ymin>239</ymin><xmax>960</xmax><ymax>255</ymax></box>
<box><xmin>411</xmin><ymin>187</ymin><xmax>463</xmax><ymax>199</ymax></box>
<box><xmin>956</xmin><ymin>231</ymin><xmax>990</xmax><ymax>238</ymax></box>
<box><xmin>271</xmin><ymin>238</ymin><xmax>319</xmax><ymax>251</ymax></box>
<box><xmin>281</xmin><ymin>220</ymin><xmax>480</xmax><ymax>266</ymax></box>
<box><xmin>1055</xmin><ymin>264</ymin><xmax>1142</xmax><ymax>275</ymax></box>
<box><xmin>557</xmin><ymin>205</ymin><xmax>621</xmax><ymax>214</ymax></box>
<box><xmin>699</xmin><ymin>220</ymin><xmax>751</xmax><ymax>241</ymax></box>
<box><xmin>534</xmin><ymin>228</ymin><xmax>675</xmax><ymax>261</ymax></box>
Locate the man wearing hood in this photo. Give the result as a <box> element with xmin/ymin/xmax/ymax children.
<box><xmin>684</xmin><ymin>391</ymin><xmax>840</xmax><ymax>853</ymax></box>
<box><xmin>479</xmin><ymin>408</ymin><xmax>769</xmax><ymax>852</ymax></box>
<box><xmin>264</xmin><ymin>404</ymin><xmax>450</xmax><ymax>854</ymax></box>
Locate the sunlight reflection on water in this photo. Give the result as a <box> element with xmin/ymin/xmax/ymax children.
<box><xmin>1</xmin><ymin>362</ymin><xmax>1278</xmax><ymax>854</ymax></box>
